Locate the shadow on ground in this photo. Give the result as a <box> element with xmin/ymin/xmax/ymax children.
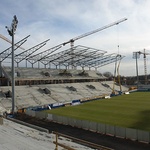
<box><xmin>130</xmin><ymin>110</ymin><xmax>150</xmax><ymax>131</ymax></box>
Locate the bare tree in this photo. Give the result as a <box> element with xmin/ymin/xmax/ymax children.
<box><xmin>103</xmin><ymin>72</ymin><xmax>113</xmax><ymax>79</ymax></box>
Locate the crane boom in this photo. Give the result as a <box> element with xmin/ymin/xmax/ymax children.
<box><xmin>0</xmin><ymin>33</ymin><xmax>25</xmax><ymax>50</ymax></box>
<box><xmin>0</xmin><ymin>34</ymin><xmax>12</xmax><ymax>44</ymax></box>
<box><xmin>63</xmin><ymin>17</ymin><xmax>127</xmax><ymax>47</ymax></box>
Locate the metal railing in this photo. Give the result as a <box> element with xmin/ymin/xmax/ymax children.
<box><xmin>53</xmin><ymin>131</ymin><xmax>114</xmax><ymax>150</ymax></box>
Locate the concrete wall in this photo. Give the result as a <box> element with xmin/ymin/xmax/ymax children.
<box><xmin>25</xmin><ymin>110</ymin><xmax>150</xmax><ymax>143</ymax></box>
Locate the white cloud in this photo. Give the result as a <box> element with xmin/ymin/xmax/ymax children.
<box><xmin>1</xmin><ymin>0</ymin><xmax>150</xmax><ymax>76</ymax></box>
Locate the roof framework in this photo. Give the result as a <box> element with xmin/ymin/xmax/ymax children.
<box><xmin>26</xmin><ymin>45</ymin><xmax>124</xmax><ymax>69</ymax></box>
<box><xmin>0</xmin><ymin>44</ymin><xmax>124</xmax><ymax>70</ymax></box>
<box><xmin>14</xmin><ymin>39</ymin><xmax>50</xmax><ymax>66</ymax></box>
<box><xmin>0</xmin><ymin>35</ymin><xmax>30</xmax><ymax>62</ymax></box>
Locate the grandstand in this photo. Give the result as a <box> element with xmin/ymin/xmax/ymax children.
<box><xmin>0</xmin><ymin>44</ymin><xmax>128</xmax><ymax>113</ymax></box>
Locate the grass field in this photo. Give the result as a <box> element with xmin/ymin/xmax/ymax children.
<box><xmin>46</xmin><ymin>92</ymin><xmax>150</xmax><ymax>131</ymax></box>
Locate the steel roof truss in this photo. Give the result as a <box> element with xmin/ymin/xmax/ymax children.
<box><xmin>15</xmin><ymin>39</ymin><xmax>50</xmax><ymax>63</ymax></box>
<box><xmin>0</xmin><ymin>35</ymin><xmax>30</xmax><ymax>62</ymax></box>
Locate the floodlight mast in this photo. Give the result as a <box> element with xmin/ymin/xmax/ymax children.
<box><xmin>63</xmin><ymin>17</ymin><xmax>127</xmax><ymax>48</ymax></box>
<box><xmin>6</xmin><ymin>15</ymin><xmax>18</xmax><ymax>114</ymax></box>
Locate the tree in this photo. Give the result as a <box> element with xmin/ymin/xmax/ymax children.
<box><xmin>103</xmin><ymin>72</ymin><xmax>113</xmax><ymax>79</ymax></box>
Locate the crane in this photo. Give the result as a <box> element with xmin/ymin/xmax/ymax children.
<box><xmin>62</xmin><ymin>17</ymin><xmax>127</xmax><ymax>68</ymax></box>
<box><xmin>18</xmin><ymin>18</ymin><xmax>127</xmax><ymax>68</ymax></box>
<box><xmin>138</xmin><ymin>49</ymin><xmax>150</xmax><ymax>84</ymax></box>
<box><xmin>62</xmin><ymin>17</ymin><xmax>127</xmax><ymax>47</ymax></box>
<box><xmin>0</xmin><ymin>33</ymin><xmax>25</xmax><ymax>50</ymax></box>
<box><xmin>111</xmin><ymin>54</ymin><xmax>123</xmax><ymax>96</ymax></box>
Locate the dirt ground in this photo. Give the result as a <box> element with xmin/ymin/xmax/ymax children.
<box><xmin>14</xmin><ymin>113</ymin><xmax>150</xmax><ymax>150</ymax></box>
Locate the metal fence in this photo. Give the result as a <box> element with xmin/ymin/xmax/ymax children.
<box><xmin>25</xmin><ymin>110</ymin><xmax>150</xmax><ymax>143</ymax></box>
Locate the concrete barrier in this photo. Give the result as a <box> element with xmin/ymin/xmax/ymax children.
<box><xmin>35</xmin><ymin>111</ymin><xmax>47</xmax><ymax>119</ymax></box>
<box><xmin>89</xmin><ymin>121</ymin><xmax>97</xmax><ymax>132</ymax></box>
<box><xmin>82</xmin><ymin>120</ymin><xmax>89</xmax><ymax>130</ymax></box>
<box><xmin>47</xmin><ymin>114</ymin><xmax>53</xmax><ymax>120</ymax></box>
<box><xmin>62</xmin><ymin>116</ymin><xmax>68</xmax><ymax>125</ymax></box>
<box><xmin>126</xmin><ymin>128</ymin><xmax>137</xmax><ymax>140</ymax></box>
<box><xmin>68</xmin><ymin>117</ymin><xmax>76</xmax><ymax>127</ymax></box>
<box><xmin>25</xmin><ymin>110</ymin><xmax>150</xmax><ymax>143</ymax></box>
<box><xmin>137</xmin><ymin>130</ymin><xmax>150</xmax><ymax>143</ymax></box>
<box><xmin>97</xmin><ymin>123</ymin><xmax>106</xmax><ymax>134</ymax></box>
<box><xmin>76</xmin><ymin>120</ymin><xmax>82</xmax><ymax>128</ymax></box>
<box><xmin>26</xmin><ymin>109</ymin><xmax>36</xmax><ymax>117</ymax></box>
<box><xmin>106</xmin><ymin>124</ymin><xmax>115</xmax><ymax>135</ymax></box>
<box><xmin>115</xmin><ymin>126</ymin><xmax>126</xmax><ymax>138</ymax></box>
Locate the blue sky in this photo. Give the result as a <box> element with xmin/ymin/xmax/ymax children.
<box><xmin>0</xmin><ymin>0</ymin><xmax>150</xmax><ymax>76</ymax></box>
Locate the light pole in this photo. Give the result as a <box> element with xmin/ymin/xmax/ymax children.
<box><xmin>6</xmin><ymin>15</ymin><xmax>18</xmax><ymax>114</ymax></box>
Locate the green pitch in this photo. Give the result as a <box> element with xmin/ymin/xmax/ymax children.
<box><xmin>46</xmin><ymin>92</ymin><xmax>150</xmax><ymax>131</ymax></box>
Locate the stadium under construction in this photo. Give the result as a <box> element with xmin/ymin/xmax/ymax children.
<box><xmin>1</xmin><ymin>17</ymin><xmax>150</xmax><ymax>150</ymax></box>
<box><xmin>0</xmin><ymin>39</ymin><xmax>128</xmax><ymax>113</ymax></box>
<box><xmin>0</xmin><ymin>17</ymin><xmax>129</xmax><ymax>113</ymax></box>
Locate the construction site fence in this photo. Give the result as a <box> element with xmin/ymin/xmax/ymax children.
<box><xmin>25</xmin><ymin>110</ymin><xmax>150</xmax><ymax>144</ymax></box>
